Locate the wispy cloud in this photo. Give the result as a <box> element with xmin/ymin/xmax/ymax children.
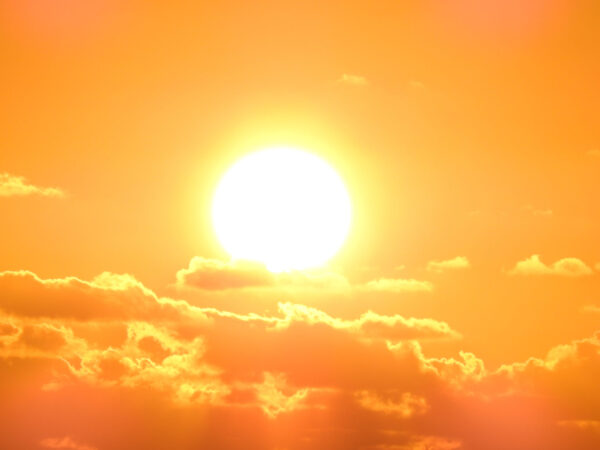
<box><xmin>361</xmin><ymin>278</ymin><xmax>433</xmax><ymax>293</ymax></box>
<box><xmin>508</xmin><ymin>254</ymin><xmax>593</xmax><ymax>277</ymax></box>
<box><xmin>581</xmin><ymin>304</ymin><xmax>600</xmax><ymax>314</ymax></box>
<box><xmin>0</xmin><ymin>173</ymin><xmax>65</xmax><ymax>198</ymax></box>
<box><xmin>427</xmin><ymin>256</ymin><xmax>470</xmax><ymax>273</ymax></box>
<box><xmin>557</xmin><ymin>420</ymin><xmax>600</xmax><ymax>433</ymax></box>
<box><xmin>355</xmin><ymin>390</ymin><xmax>429</xmax><ymax>418</ymax></box>
<box><xmin>40</xmin><ymin>436</ymin><xmax>97</xmax><ymax>450</ymax></box>
<box><xmin>408</xmin><ymin>80</ymin><xmax>426</xmax><ymax>90</ymax></box>
<box><xmin>337</xmin><ymin>73</ymin><xmax>369</xmax><ymax>86</ymax></box>
<box><xmin>522</xmin><ymin>204</ymin><xmax>553</xmax><ymax>217</ymax></box>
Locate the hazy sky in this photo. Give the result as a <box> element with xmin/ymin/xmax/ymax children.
<box><xmin>1</xmin><ymin>1</ymin><xmax>600</xmax><ymax>449</ymax></box>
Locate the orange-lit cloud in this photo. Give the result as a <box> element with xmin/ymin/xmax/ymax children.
<box><xmin>252</xmin><ymin>372</ymin><xmax>321</xmax><ymax>418</ymax></box>
<box><xmin>176</xmin><ymin>257</ymin><xmax>350</xmax><ymax>291</ymax></box>
<box><xmin>508</xmin><ymin>254</ymin><xmax>593</xmax><ymax>277</ymax></box>
<box><xmin>0</xmin><ymin>270</ymin><xmax>199</xmax><ymax>321</ymax></box>
<box><xmin>361</xmin><ymin>278</ymin><xmax>434</xmax><ymax>293</ymax></box>
<box><xmin>399</xmin><ymin>435</ymin><xmax>462</xmax><ymax>450</ymax></box>
<box><xmin>522</xmin><ymin>204</ymin><xmax>553</xmax><ymax>217</ymax></box>
<box><xmin>176</xmin><ymin>257</ymin><xmax>275</xmax><ymax>290</ymax></box>
<box><xmin>0</xmin><ymin>173</ymin><xmax>65</xmax><ymax>198</ymax></box>
<box><xmin>427</xmin><ymin>256</ymin><xmax>470</xmax><ymax>273</ymax></box>
<box><xmin>337</xmin><ymin>73</ymin><xmax>369</xmax><ymax>86</ymax></box>
<box><xmin>177</xmin><ymin>257</ymin><xmax>438</xmax><ymax>293</ymax></box>
<box><xmin>557</xmin><ymin>420</ymin><xmax>600</xmax><ymax>433</ymax></box>
<box><xmin>355</xmin><ymin>390</ymin><xmax>429</xmax><ymax>418</ymax></box>
<box><xmin>408</xmin><ymin>80</ymin><xmax>426</xmax><ymax>90</ymax></box>
<box><xmin>40</xmin><ymin>436</ymin><xmax>97</xmax><ymax>450</ymax></box>
<box><xmin>274</xmin><ymin>302</ymin><xmax>458</xmax><ymax>341</ymax></box>
<box><xmin>2</xmin><ymin>267</ymin><xmax>600</xmax><ymax>449</ymax></box>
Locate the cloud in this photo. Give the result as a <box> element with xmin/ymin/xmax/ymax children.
<box><xmin>361</xmin><ymin>278</ymin><xmax>434</xmax><ymax>293</ymax></box>
<box><xmin>176</xmin><ymin>257</ymin><xmax>435</xmax><ymax>294</ymax></box>
<box><xmin>427</xmin><ymin>256</ymin><xmax>470</xmax><ymax>273</ymax></box>
<box><xmin>557</xmin><ymin>420</ymin><xmax>600</xmax><ymax>433</ymax></box>
<box><xmin>0</xmin><ymin>269</ymin><xmax>456</xmax><ymax>351</ymax></box>
<box><xmin>0</xmin><ymin>270</ymin><xmax>203</xmax><ymax>322</ymax></box>
<box><xmin>176</xmin><ymin>257</ymin><xmax>350</xmax><ymax>291</ymax></box>
<box><xmin>587</xmin><ymin>149</ymin><xmax>600</xmax><ymax>157</ymax></box>
<box><xmin>40</xmin><ymin>436</ymin><xmax>97</xmax><ymax>450</ymax></box>
<box><xmin>0</xmin><ymin>173</ymin><xmax>65</xmax><ymax>198</ymax></box>
<box><xmin>0</xmin><ymin>268</ymin><xmax>458</xmax><ymax>380</ymax></box>
<box><xmin>522</xmin><ymin>204</ymin><xmax>553</xmax><ymax>217</ymax></box>
<box><xmin>64</xmin><ymin>322</ymin><xmax>229</xmax><ymax>405</ymax></box>
<box><xmin>508</xmin><ymin>254</ymin><xmax>593</xmax><ymax>277</ymax></box>
<box><xmin>355</xmin><ymin>391</ymin><xmax>429</xmax><ymax>418</ymax></box>
<box><xmin>408</xmin><ymin>80</ymin><xmax>426</xmax><ymax>90</ymax></box>
<box><xmin>3</xmin><ymin>267</ymin><xmax>600</xmax><ymax>449</ymax></box>
<box><xmin>581</xmin><ymin>305</ymin><xmax>600</xmax><ymax>314</ymax></box>
<box><xmin>0</xmin><ymin>268</ymin><xmax>466</xmax><ymax>450</ymax></box>
<box><xmin>274</xmin><ymin>302</ymin><xmax>458</xmax><ymax>341</ymax></box>
<box><xmin>253</xmin><ymin>372</ymin><xmax>318</xmax><ymax>418</ymax></box>
<box><xmin>274</xmin><ymin>270</ymin><xmax>350</xmax><ymax>290</ymax></box>
<box><xmin>399</xmin><ymin>435</ymin><xmax>463</xmax><ymax>450</ymax></box>
<box><xmin>337</xmin><ymin>73</ymin><xmax>369</xmax><ymax>86</ymax></box>
<box><xmin>176</xmin><ymin>257</ymin><xmax>275</xmax><ymax>290</ymax></box>
<box><xmin>493</xmin><ymin>332</ymin><xmax>600</xmax><ymax>393</ymax></box>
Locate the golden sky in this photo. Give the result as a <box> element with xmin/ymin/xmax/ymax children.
<box><xmin>1</xmin><ymin>1</ymin><xmax>600</xmax><ymax>449</ymax></box>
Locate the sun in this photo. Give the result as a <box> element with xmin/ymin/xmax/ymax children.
<box><xmin>212</xmin><ymin>147</ymin><xmax>352</xmax><ymax>273</ymax></box>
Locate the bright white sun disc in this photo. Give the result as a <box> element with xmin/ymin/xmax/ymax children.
<box><xmin>212</xmin><ymin>147</ymin><xmax>352</xmax><ymax>272</ymax></box>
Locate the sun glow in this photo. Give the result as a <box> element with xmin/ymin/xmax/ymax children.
<box><xmin>212</xmin><ymin>147</ymin><xmax>352</xmax><ymax>272</ymax></box>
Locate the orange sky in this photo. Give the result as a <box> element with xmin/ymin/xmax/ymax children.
<box><xmin>1</xmin><ymin>1</ymin><xmax>600</xmax><ymax>449</ymax></box>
